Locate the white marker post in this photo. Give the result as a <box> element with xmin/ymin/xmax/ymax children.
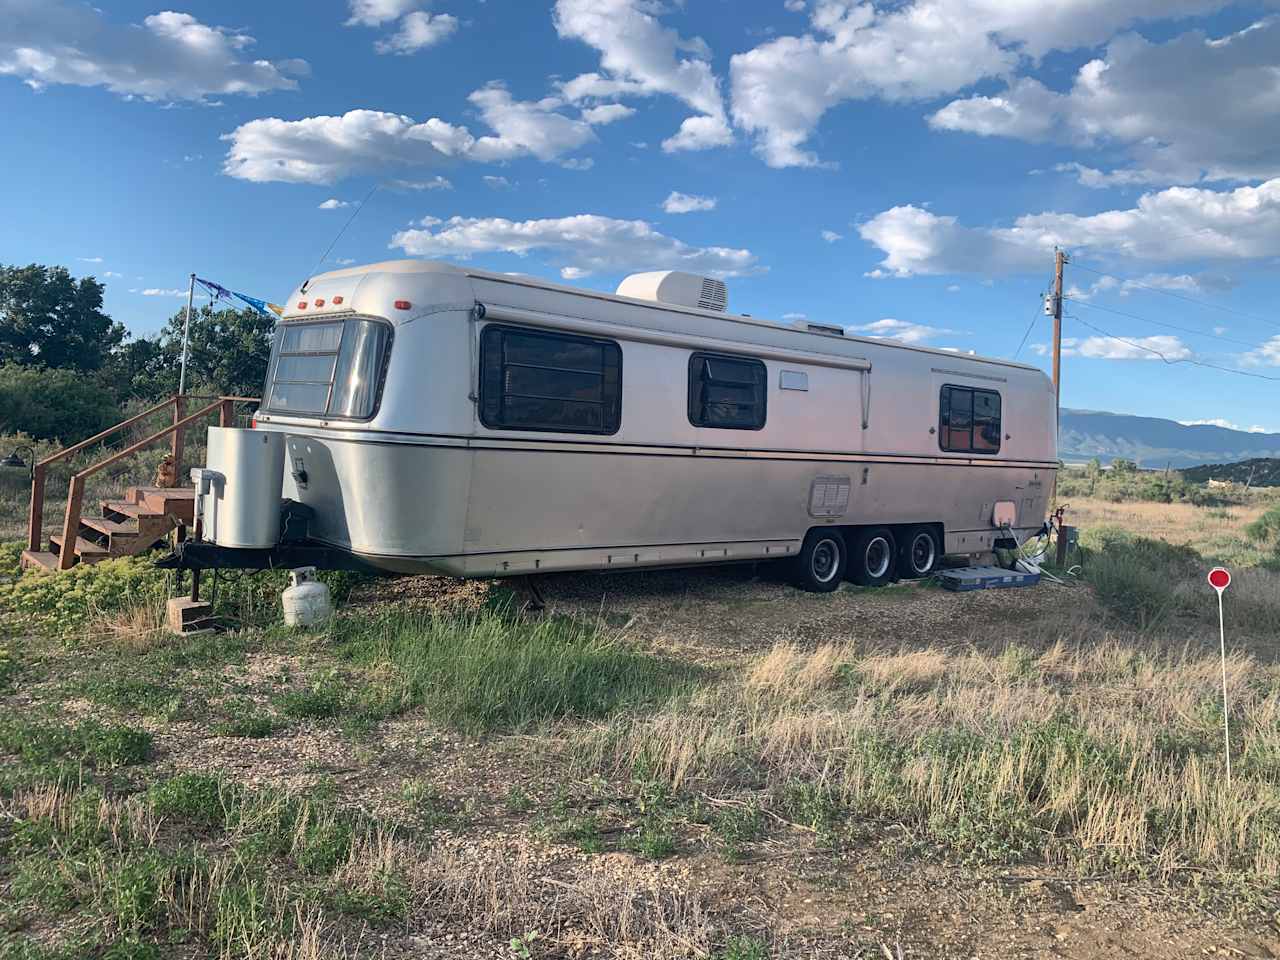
<box><xmin>1208</xmin><ymin>566</ymin><xmax>1232</xmax><ymax>787</ymax></box>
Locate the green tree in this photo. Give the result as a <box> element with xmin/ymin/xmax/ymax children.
<box><xmin>118</xmin><ymin>304</ymin><xmax>276</xmax><ymax>400</ymax></box>
<box><xmin>0</xmin><ymin>264</ymin><xmax>124</xmax><ymax>371</ymax></box>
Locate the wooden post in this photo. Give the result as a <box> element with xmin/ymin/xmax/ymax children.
<box><xmin>1051</xmin><ymin>248</ymin><xmax>1067</xmax><ymax>428</ymax></box>
<box><xmin>219</xmin><ymin>398</ymin><xmax>235</xmax><ymax>428</ymax></box>
<box><xmin>27</xmin><ymin>464</ymin><xmax>45</xmax><ymax>553</ymax></box>
<box><xmin>58</xmin><ymin>475</ymin><xmax>85</xmax><ymax>570</ymax></box>
<box><xmin>170</xmin><ymin>396</ymin><xmax>186</xmax><ymax>487</ymax></box>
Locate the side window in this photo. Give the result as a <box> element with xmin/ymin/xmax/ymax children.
<box><xmin>688</xmin><ymin>352</ymin><xmax>767</xmax><ymax>430</ymax></box>
<box><xmin>479</xmin><ymin>324</ymin><xmax>622</xmax><ymax>435</ymax></box>
<box><xmin>939</xmin><ymin>385</ymin><xmax>1001</xmax><ymax>454</ymax></box>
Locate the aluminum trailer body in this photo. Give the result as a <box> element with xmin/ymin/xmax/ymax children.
<box><xmin>251</xmin><ymin>260</ymin><xmax>1057</xmax><ymax>584</ymax></box>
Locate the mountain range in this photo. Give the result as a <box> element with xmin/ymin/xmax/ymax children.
<box><xmin>1059</xmin><ymin>410</ymin><xmax>1280</xmax><ymax>469</ymax></box>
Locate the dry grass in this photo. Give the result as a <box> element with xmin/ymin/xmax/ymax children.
<box><xmin>574</xmin><ymin>638</ymin><xmax>1280</xmax><ymax>880</ymax></box>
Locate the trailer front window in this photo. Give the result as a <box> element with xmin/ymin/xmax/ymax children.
<box><xmin>264</xmin><ymin>318</ymin><xmax>390</xmax><ymax>419</ymax></box>
<box><xmin>939</xmin><ymin>384</ymin><xmax>1001</xmax><ymax>454</ymax></box>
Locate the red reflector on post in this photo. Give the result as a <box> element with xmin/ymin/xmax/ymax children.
<box><xmin>314</xmin><ymin>298</ymin><xmax>325</xmax><ymax>307</ymax></box>
<box><xmin>297</xmin><ymin>301</ymin><xmax>307</xmax><ymax>309</ymax></box>
<box><xmin>332</xmin><ymin>296</ymin><xmax>344</xmax><ymax>305</ymax></box>
<box><xmin>249</xmin><ymin>418</ymin><xmax>257</xmax><ymax>429</ymax></box>
<box><xmin>394</xmin><ymin>300</ymin><xmax>411</xmax><ymax>310</ymax></box>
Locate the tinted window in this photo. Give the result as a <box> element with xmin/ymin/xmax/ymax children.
<box><xmin>688</xmin><ymin>352</ymin><xmax>767</xmax><ymax>430</ymax></box>
<box><xmin>940</xmin><ymin>385</ymin><xmax>1001</xmax><ymax>454</ymax></box>
<box><xmin>264</xmin><ymin>318</ymin><xmax>390</xmax><ymax>419</ymax></box>
<box><xmin>479</xmin><ymin>325</ymin><xmax>622</xmax><ymax>434</ymax></box>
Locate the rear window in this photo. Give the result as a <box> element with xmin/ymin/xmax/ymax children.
<box><xmin>263</xmin><ymin>318</ymin><xmax>391</xmax><ymax>419</ymax></box>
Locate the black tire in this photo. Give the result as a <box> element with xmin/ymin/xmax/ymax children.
<box><xmin>899</xmin><ymin>525</ymin><xmax>942</xmax><ymax>579</ymax></box>
<box><xmin>792</xmin><ymin>529</ymin><xmax>847</xmax><ymax>592</ymax></box>
<box><xmin>847</xmin><ymin>527</ymin><xmax>897</xmax><ymax>586</ymax></box>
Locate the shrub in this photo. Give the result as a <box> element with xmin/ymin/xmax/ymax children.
<box><xmin>0</xmin><ymin>364</ymin><xmax>124</xmax><ymax>443</ymax></box>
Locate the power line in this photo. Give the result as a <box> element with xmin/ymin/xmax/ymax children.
<box><xmin>1070</xmin><ymin>262</ymin><xmax>1280</xmax><ymax>331</ymax></box>
<box><xmin>1070</xmin><ymin>314</ymin><xmax>1280</xmax><ymax>382</ymax></box>
<box><xmin>1064</xmin><ymin>296</ymin><xmax>1274</xmax><ymax>350</ymax></box>
<box><xmin>305</xmin><ymin>182</ymin><xmax>380</xmax><ymax>284</ymax></box>
<box><xmin>1013</xmin><ymin>307</ymin><xmax>1041</xmax><ymax>360</ymax></box>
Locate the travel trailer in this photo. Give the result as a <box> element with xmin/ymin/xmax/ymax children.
<box><xmin>196</xmin><ymin>260</ymin><xmax>1057</xmax><ymax>592</ymax></box>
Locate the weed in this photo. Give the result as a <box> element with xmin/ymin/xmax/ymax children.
<box><xmin>146</xmin><ymin>774</ymin><xmax>230</xmax><ymax>827</ymax></box>
<box><xmin>401</xmin><ymin>778</ymin><xmax>455</xmax><ymax>832</ymax></box>
<box><xmin>505</xmin><ymin>785</ymin><xmax>534</xmax><ymax>814</ymax></box>
<box><xmin>273</xmin><ymin>679</ymin><xmax>346</xmax><ymax>720</ymax></box>
<box><xmin>716</xmin><ymin>934</ymin><xmax>770</xmax><ymax>960</ymax></box>
<box><xmin>210</xmin><ymin>704</ymin><xmax>278</xmax><ymax>739</ymax></box>
<box><xmin>79</xmin><ymin>676</ymin><xmax>182</xmax><ymax>719</ymax></box>
<box><xmin>712</xmin><ymin>801</ymin><xmax>765</xmax><ymax>859</ymax></box>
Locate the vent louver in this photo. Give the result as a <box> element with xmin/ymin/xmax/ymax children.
<box><xmin>698</xmin><ymin>277</ymin><xmax>728</xmax><ymax>312</ymax></box>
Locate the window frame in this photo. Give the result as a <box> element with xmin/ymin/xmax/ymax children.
<box><xmin>938</xmin><ymin>383</ymin><xmax>1002</xmax><ymax>455</ymax></box>
<box><xmin>687</xmin><ymin>351</ymin><xmax>768</xmax><ymax>431</ymax></box>
<box><xmin>262</xmin><ymin>316</ymin><xmax>393</xmax><ymax>422</ymax></box>
<box><xmin>478</xmin><ymin>323</ymin><xmax>623</xmax><ymax>436</ymax></box>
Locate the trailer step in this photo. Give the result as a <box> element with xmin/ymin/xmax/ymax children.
<box><xmin>20</xmin><ymin>550</ymin><xmax>59</xmax><ymax>572</ymax></box>
<box><xmin>48</xmin><ymin>534</ymin><xmax>111</xmax><ymax>562</ymax></box>
<box><xmin>80</xmin><ymin>517</ymin><xmax>139</xmax><ymax>538</ymax></box>
<box><xmin>102</xmin><ymin>499</ymin><xmax>147</xmax><ymax>519</ymax></box>
<box><xmin>937</xmin><ymin>565</ymin><xmax>1040</xmax><ymax>592</ymax></box>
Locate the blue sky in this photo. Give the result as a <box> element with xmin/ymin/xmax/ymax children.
<box><xmin>3</xmin><ymin>0</ymin><xmax>1280</xmax><ymax>430</ymax></box>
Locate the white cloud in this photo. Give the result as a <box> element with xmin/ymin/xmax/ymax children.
<box><xmin>1069</xmin><ymin>271</ymin><xmax>1238</xmax><ymax>300</ymax></box>
<box><xmin>850</xmin><ymin>317</ymin><xmax>955</xmax><ymax>344</ymax></box>
<box><xmin>1243</xmin><ymin>335</ymin><xmax>1280</xmax><ymax>367</ymax></box>
<box><xmin>1179</xmin><ymin>418</ymin><xmax>1270</xmax><ymax>433</ymax></box>
<box><xmin>554</xmin><ymin>0</ymin><xmax>732</xmax><ymax>153</ymax></box>
<box><xmin>561</xmin><ymin>157</ymin><xmax>595</xmax><ymax>170</ymax></box>
<box><xmin>560</xmin><ymin>266</ymin><xmax>590</xmax><ymax>280</ymax></box>
<box><xmin>318</xmin><ymin>198</ymin><xmax>351</xmax><ymax>209</ymax></box>
<box><xmin>222</xmin><ymin>83</ymin><xmax>596</xmax><ymax>184</ymax></box>
<box><xmin>1041</xmin><ymin>334</ymin><xmax>1193</xmax><ymax>360</ymax></box>
<box><xmin>346</xmin><ymin>0</ymin><xmax>421</xmax><ymax>26</ymax></box>
<box><xmin>389</xmin><ymin>176</ymin><xmax>453</xmax><ymax>190</ymax></box>
<box><xmin>483</xmin><ymin>175</ymin><xmax>512</xmax><ymax>189</ymax></box>
<box><xmin>859</xmin><ymin>178</ymin><xmax>1280</xmax><ymax>277</ymax></box>
<box><xmin>729</xmin><ymin>0</ymin><xmax>1229</xmax><ymax>168</ymax></box>
<box><xmin>782</xmin><ymin>312</ymin><xmax>807</xmax><ymax>321</ymax></box>
<box><xmin>580</xmin><ymin>103</ymin><xmax>636</xmax><ymax>125</ymax></box>
<box><xmin>336</xmin><ymin>258</ymin><xmax>357</xmax><ymax>265</ymax></box>
<box><xmin>135</xmin><ymin>288</ymin><xmax>189</xmax><ymax>297</ymax></box>
<box><xmin>103</xmin><ymin>271</ymin><xmax>123</xmax><ymax>278</ymax></box>
<box><xmin>945</xmin><ymin>284</ymin><xmax>960</xmax><ymax>292</ymax></box>
<box><xmin>662</xmin><ymin>191</ymin><xmax>717</xmax><ymax>214</ymax></box>
<box><xmin>821</xmin><ymin>229</ymin><xmax>843</xmax><ymax>243</ymax></box>
<box><xmin>374</xmin><ymin>11</ymin><xmax>458</xmax><ymax>54</ymax></box>
<box><xmin>78</xmin><ymin>257</ymin><xmax>104</xmax><ymax>264</ymax></box>
<box><xmin>390</xmin><ymin>213</ymin><xmax>758</xmax><ymax>278</ymax></box>
<box><xmin>1</xmin><ymin>2</ymin><xmax>306</xmax><ymax>102</ymax></box>
<box><xmin>784</xmin><ymin>0</ymin><xmax>807</xmax><ymax>11</ymax></box>
<box><xmin>931</xmin><ymin>20</ymin><xmax>1280</xmax><ymax>185</ymax></box>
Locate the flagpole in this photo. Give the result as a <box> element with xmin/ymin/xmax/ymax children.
<box><xmin>179</xmin><ymin>272</ymin><xmax>195</xmax><ymax>396</ymax></box>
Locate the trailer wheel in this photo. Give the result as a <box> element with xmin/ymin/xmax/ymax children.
<box><xmin>900</xmin><ymin>525</ymin><xmax>941</xmax><ymax>579</ymax></box>
<box><xmin>793</xmin><ymin>529</ymin><xmax>847</xmax><ymax>592</ymax></box>
<box><xmin>848</xmin><ymin>527</ymin><xmax>897</xmax><ymax>587</ymax></box>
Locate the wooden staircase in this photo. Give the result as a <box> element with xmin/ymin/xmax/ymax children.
<box><xmin>16</xmin><ymin>394</ymin><xmax>257</xmax><ymax>574</ymax></box>
<box><xmin>21</xmin><ymin>487</ymin><xmax>195</xmax><ymax>571</ymax></box>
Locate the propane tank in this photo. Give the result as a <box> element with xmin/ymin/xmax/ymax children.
<box><xmin>281</xmin><ymin>567</ymin><xmax>333</xmax><ymax>627</ymax></box>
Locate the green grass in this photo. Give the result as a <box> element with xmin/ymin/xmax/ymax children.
<box><xmin>0</xmin><ymin>718</ymin><xmax>152</xmax><ymax>770</ymax></box>
<box><xmin>332</xmin><ymin>608</ymin><xmax>695</xmax><ymax>733</ymax></box>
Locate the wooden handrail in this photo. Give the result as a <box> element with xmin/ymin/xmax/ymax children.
<box><xmin>36</xmin><ymin>396</ymin><xmax>178</xmax><ymax>469</ymax></box>
<box><xmin>71</xmin><ymin>399</ymin><xmax>225</xmax><ymax>483</ymax></box>
<box><xmin>24</xmin><ymin>394</ymin><xmax>260</xmax><ymax>563</ymax></box>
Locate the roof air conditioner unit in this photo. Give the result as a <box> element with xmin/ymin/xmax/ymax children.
<box><xmin>616</xmin><ymin>271</ymin><xmax>728</xmax><ymax>312</ymax></box>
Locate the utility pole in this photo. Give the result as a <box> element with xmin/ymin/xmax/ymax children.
<box><xmin>179</xmin><ymin>273</ymin><xmax>196</xmax><ymax>396</ymax></box>
<box><xmin>1051</xmin><ymin>248</ymin><xmax>1068</xmax><ymax>426</ymax></box>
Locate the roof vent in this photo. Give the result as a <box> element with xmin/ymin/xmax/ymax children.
<box><xmin>616</xmin><ymin>271</ymin><xmax>728</xmax><ymax>312</ymax></box>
